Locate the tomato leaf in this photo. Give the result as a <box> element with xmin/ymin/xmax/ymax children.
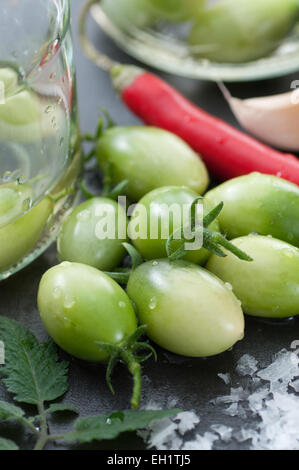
<box><xmin>0</xmin><ymin>437</ymin><xmax>19</xmax><ymax>450</ymax></box>
<box><xmin>46</xmin><ymin>404</ymin><xmax>79</xmax><ymax>415</ymax></box>
<box><xmin>0</xmin><ymin>400</ymin><xmax>24</xmax><ymax>421</ymax></box>
<box><xmin>62</xmin><ymin>409</ymin><xmax>181</xmax><ymax>444</ymax></box>
<box><xmin>0</xmin><ymin>317</ymin><xmax>69</xmax><ymax>405</ymax></box>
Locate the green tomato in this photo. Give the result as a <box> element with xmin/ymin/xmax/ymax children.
<box><xmin>102</xmin><ymin>0</ymin><xmax>156</xmax><ymax>28</ymax></box>
<box><xmin>38</xmin><ymin>262</ymin><xmax>137</xmax><ymax>362</ymax></box>
<box><xmin>57</xmin><ymin>197</ymin><xmax>128</xmax><ymax>272</ymax></box>
<box><xmin>0</xmin><ymin>183</ymin><xmax>53</xmax><ymax>271</ymax></box>
<box><xmin>207</xmin><ymin>234</ymin><xmax>299</xmax><ymax>318</ymax></box>
<box><xmin>127</xmin><ymin>259</ymin><xmax>244</xmax><ymax>357</ymax></box>
<box><xmin>0</xmin><ymin>67</ymin><xmax>65</xmax><ymax>143</ymax></box>
<box><xmin>189</xmin><ymin>0</ymin><xmax>299</xmax><ymax>63</ymax></box>
<box><xmin>205</xmin><ymin>173</ymin><xmax>299</xmax><ymax>246</ymax></box>
<box><xmin>147</xmin><ymin>0</ymin><xmax>205</xmax><ymax>22</ymax></box>
<box><xmin>128</xmin><ymin>186</ymin><xmax>219</xmax><ymax>264</ymax></box>
<box><xmin>96</xmin><ymin>126</ymin><xmax>209</xmax><ymax>201</ymax></box>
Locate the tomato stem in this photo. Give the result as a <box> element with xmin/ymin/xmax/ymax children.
<box><xmin>167</xmin><ymin>200</ymin><xmax>253</xmax><ymax>262</ymax></box>
<box><xmin>104</xmin><ymin>270</ymin><xmax>131</xmax><ymax>285</ymax></box>
<box><xmin>120</xmin><ymin>350</ymin><xmax>142</xmax><ymax>410</ymax></box>
<box><xmin>96</xmin><ymin>326</ymin><xmax>155</xmax><ymax>409</ymax></box>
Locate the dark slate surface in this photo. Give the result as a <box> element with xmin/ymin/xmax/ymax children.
<box><xmin>0</xmin><ymin>0</ymin><xmax>298</xmax><ymax>450</ymax></box>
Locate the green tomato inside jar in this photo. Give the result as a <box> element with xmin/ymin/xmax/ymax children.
<box><xmin>0</xmin><ymin>182</ymin><xmax>54</xmax><ymax>272</ymax></box>
<box><xmin>0</xmin><ymin>0</ymin><xmax>82</xmax><ymax>280</ymax></box>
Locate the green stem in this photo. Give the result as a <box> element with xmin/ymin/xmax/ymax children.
<box><xmin>121</xmin><ymin>350</ymin><xmax>142</xmax><ymax>410</ymax></box>
<box><xmin>104</xmin><ymin>270</ymin><xmax>131</xmax><ymax>285</ymax></box>
<box><xmin>33</xmin><ymin>402</ymin><xmax>48</xmax><ymax>451</ymax></box>
<box><xmin>47</xmin><ymin>433</ymin><xmax>67</xmax><ymax>442</ymax></box>
<box><xmin>211</xmin><ymin>232</ymin><xmax>253</xmax><ymax>262</ymax></box>
<box><xmin>20</xmin><ymin>417</ymin><xmax>40</xmax><ymax>436</ymax></box>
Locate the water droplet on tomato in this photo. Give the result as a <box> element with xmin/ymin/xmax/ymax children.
<box><xmin>53</xmin><ymin>286</ymin><xmax>62</xmax><ymax>299</ymax></box>
<box><xmin>64</xmin><ymin>296</ymin><xmax>75</xmax><ymax>309</ymax></box>
<box><xmin>283</xmin><ymin>248</ymin><xmax>295</xmax><ymax>259</ymax></box>
<box><xmin>60</xmin><ymin>261</ymin><xmax>71</xmax><ymax>268</ymax></box>
<box><xmin>149</xmin><ymin>297</ymin><xmax>157</xmax><ymax>310</ymax></box>
<box><xmin>63</xmin><ymin>317</ymin><xmax>71</xmax><ymax>328</ymax></box>
<box><xmin>76</xmin><ymin>210</ymin><xmax>91</xmax><ymax>222</ymax></box>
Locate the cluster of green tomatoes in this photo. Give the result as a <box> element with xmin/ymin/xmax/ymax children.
<box><xmin>37</xmin><ymin>124</ymin><xmax>299</xmax><ymax>408</ymax></box>
<box><xmin>102</xmin><ymin>0</ymin><xmax>299</xmax><ymax>63</ymax></box>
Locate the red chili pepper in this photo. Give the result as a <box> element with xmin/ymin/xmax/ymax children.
<box><xmin>112</xmin><ymin>67</ymin><xmax>299</xmax><ymax>185</ymax></box>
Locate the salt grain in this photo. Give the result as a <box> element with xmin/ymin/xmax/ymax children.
<box><xmin>236</xmin><ymin>354</ymin><xmax>258</xmax><ymax>377</ymax></box>
<box><xmin>218</xmin><ymin>373</ymin><xmax>231</xmax><ymax>384</ymax></box>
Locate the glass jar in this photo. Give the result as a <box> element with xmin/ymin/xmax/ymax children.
<box><xmin>95</xmin><ymin>0</ymin><xmax>299</xmax><ymax>81</ymax></box>
<box><xmin>0</xmin><ymin>0</ymin><xmax>82</xmax><ymax>280</ymax></box>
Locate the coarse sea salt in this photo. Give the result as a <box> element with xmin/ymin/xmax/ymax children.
<box><xmin>140</xmin><ymin>347</ymin><xmax>299</xmax><ymax>450</ymax></box>
<box><xmin>218</xmin><ymin>373</ymin><xmax>231</xmax><ymax>385</ymax></box>
<box><xmin>236</xmin><ymin>354</ymin><xmax>258</xmax><ymax>377</ymax></box>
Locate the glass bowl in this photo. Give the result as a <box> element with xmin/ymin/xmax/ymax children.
<box><xmin>91</xmin><ymin>1</ymin><xmax>299</xmax><ymax>82</ymax></box>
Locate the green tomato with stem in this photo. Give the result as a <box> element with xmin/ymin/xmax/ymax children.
<box><xmin>127</xmin><ymin>259</ymin><xmax>244</xmax><ymax>357</ymax></box>
<box><xmin>207</xmin><ymin>234</ymin><xmax>299</xmax><ymax>318</ymax></box>
<box><xmin>147</xmin><ymin>0</ymin><xmax>205</xmax><ymax>22</ymax></box>
<box><xmin>205</xmin><ymin>173</ymin><xmax>299</xmax><ymax>246</ymax></box>
<box><xmin>38</xmin><ymin>262</ymin><xmax>153</xmax><ymax>408</ymax></box>
<box><xmin>96</xmin><ymin>126</ymin><xmax>209</xmax><ymax>201</ymax></box>
<box><xmin>128</xmin><ymin>186</ymin><xmax>219</xmax><ymax>264</ymax></box>
<box><xmin>189</xmin><ymin>0</ymin><xmax>299</xmax><ymax>63</ymax></box>
<box><xmin>0</xmin><ymin>183</ymin><xmax>53</xmax><ymax>271</ymax></box>
<box><xmin>57</xmin><ymin>197</ymin><xmax>128</xmax><ymax>272</ymax></box>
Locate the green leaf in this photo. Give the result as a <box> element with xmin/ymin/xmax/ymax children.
<box><xmin>0</xmin><ymin>317</ymin><xmax>69</xmax><ymax>405</ymax></box>
<box><xmin>63</xmin><ymin>409</ymin><xmax>181</xmax><ymax>444</ymax></box>
<box><xmin>0</xmin><ymin>401</ymin><xmax>24</xmax><ymax>421</ymax></box>
<box><xmin>122</xmin><ymin>243</ymin><xmax>144</xmax><ymax>270</ymax></box>
<box><xmin>46</xmin><ymin>404</ymin><xmax>79</xmax><ymax>415</ymax></box>
<box><xmin>0</xmin><ymin>437</ymin><xmax>19</xmax><ymax>450</ymax></box>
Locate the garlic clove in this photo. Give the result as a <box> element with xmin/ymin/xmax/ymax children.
<box><xmin>218</xmin><ymin>82</ymin><xmax>299</xmax><ymax>152</ymax></box>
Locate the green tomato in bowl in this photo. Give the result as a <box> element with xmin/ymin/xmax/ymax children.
<box><xmin>207</xmin><ymin>234</ymin><xmax>299</xmax><ymax>318</ymax></box>
<box><xmin>102</xmin><ymin>0</ymin><xmax>157</xmax><ymax>28</ymax></box>
<box><xmin>128</xmin><ymin>186</ymin><xmax>219</xmax><ymax>264</ymax></box>
<box><xmin>57</xmin><ymin>197</ymin><xmax>128</xmax><ymax>272</ymax></box>
<box><xmin>127</xmin><ymin>259</ymin><xmax>244</xmax><ymax>357</ymax></box>
<box><xmin>205</xmin><ymin>173</ymin><xmax>299</xmax><ymax>247</ymax></box>
<box><xmin>0</xmin><ymin>183</ymin><xmax>53</xmax><ymax>271</ymax></box>
<box><xmin>96</xmin><ymin>126</ymin><xmax>209</xmax><ymax>201</ymax></box>
<box><xmin>38</xmin><ymin>262</ymin><xmax>137</xmax><ymax>363</ymax></box>
<box><xmin>189</xmin><ymin>0</ymin><xmax>299</xmax><ymax>63</ymax></box>
<box><xmin>147</xmin><ymin>0</ymin><xmax>205</xmax><ymax>22</ymax></box>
